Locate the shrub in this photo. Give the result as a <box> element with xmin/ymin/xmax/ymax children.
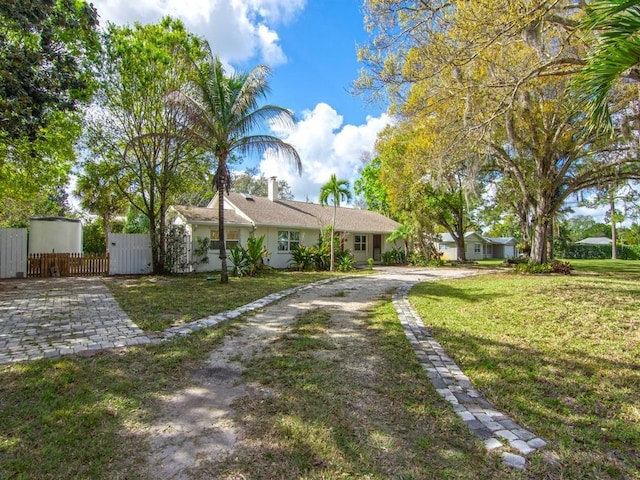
<box><xmin>558</xmin><ymin>244</ymin><xmax>640</xmax><ymax>260</ymax></box>
<box><xmin>290</xmin><ymin>245</ymin><xmax>325</xmax><ymax>271</ymax></box>
<box><xmin>408</xmin><ymin>251</ymin><xmax>427</xmax><ymax>266</ymax></box>
<box><xmin>382</xmin><ymin>247</ymin><xmax>406</xmax><ymax>265</ymax></box>
<box><xmin>229</xmin><ymin>235</ymin><xmax>269</xmax><ymax>277</ymax></box>
<box><xmin>336</xmin><ymin>251</ymin><xmax>355</xmax><ymax>272</ymax></box>
<box><xmin>550</xmin><ymin>259</ymin><xmax>572</xmax><ymax>274</ymax></box>
<box><xmin>515</xmin><ymin>260</ymin><xmax>572</xmax><ymax>275</ymax></box>
<box><xmin>367</xmin><ymin>257</ymin><xmax>374</xmax><ymax>270</ymax></box>
<box><xmin>229</xmin><ymin>245</ymin><xmax>251</xmax><ymax>276</ymax></box>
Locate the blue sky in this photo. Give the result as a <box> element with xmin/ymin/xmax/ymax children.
<box><xmin>97</xmin><ymin>0</ymin><xmax>390</xmax><ymax>202</ymax></box>
<box><xmin>94</xmin><ymin>0</ymin><xmax>609</xmax><ymax>223</ymax></box>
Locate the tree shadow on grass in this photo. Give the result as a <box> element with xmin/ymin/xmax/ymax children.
<box><xmin>427</xmin><ymin>327</ymin><xmax>640</xmax><ymax>479</ymax></box>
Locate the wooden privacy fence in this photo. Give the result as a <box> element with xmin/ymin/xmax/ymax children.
<box><xmin>27</xmin><ymin>253</ymin><xmax>109</xmax><ymax>278</ymax></box>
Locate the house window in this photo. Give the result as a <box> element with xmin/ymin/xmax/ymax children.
<box><xmin>210</xmin><ymin>229</ymin><xmax>240</xmax><ymax>250</ymax></box>
<box><xmin>354</xmin><ymin>235</ymin><xmax>367</xmax><ymax>252</ymax></box>
<box><xmin>278</xmin><ymin>230</ymin><xmax>300</xmax><ymax>251</ymax></box>
<box><xmin>474</xmin><ymin>243</ymin><xmax>481</xmax><ymax>254</ymax></box>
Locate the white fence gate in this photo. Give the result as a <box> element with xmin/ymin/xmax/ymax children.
<box><xmin>109</xmin><ymin>233</ymin><xmax>152</xmax><ymax>275</ymax></box>
<box><xmin>0</xmin><ymin>228</ymin><xmax>27</xmax><ymax>278</ymax></box>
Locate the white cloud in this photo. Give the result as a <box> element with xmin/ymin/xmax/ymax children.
<box><xmin>260</xmin><ymin>103</ymin><xmax>392</xmax><ymax>202</ymax></box>
<box><xmin>96</xmin><ymin>0</ymin><xmax>305</xmax><ymax>65</ymax></box>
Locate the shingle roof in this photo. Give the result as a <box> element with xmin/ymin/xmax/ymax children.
<box><xmin>576</xmin><ymin>236</ymin><xmax>612</xmax><ymax>245</ymax></box>
<box><xmin>170</xmin><ymin>205</ymin><xmax>252</xmax><ymax>226</ymax></box>
<box><xmin>172</xmin><ymin>193</ymin><xmax>400</xmax><ymax>234</ymax></box>
<box><xmin>439</xmin><ymin>232</ymin><xmax>516</xmax><ymax>245</ymax></box>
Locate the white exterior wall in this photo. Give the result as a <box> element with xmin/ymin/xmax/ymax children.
<box><xmin>342</xmin><ymin>233</ymin><xmax>400</xmax><ymax>263</ymax></box>
<box><xmin>178</xmin><ymin>217</ymin><xmax>401</xmax><ymax>271</ymax></box>
<box><xmin>256</xmin><ymin>226</ymin><xmax>319</xmax><ymax>269</ymax></box>
<box><xmin>0</xmin><ymin>228</ymin><xmax>27</xmax><ymax>278</ymax></box>
<box><xmin>466</xmin><ymin>242</ymin><xmax>484</xmax><ymax>260</ymax></box>
<box><xmin>29</xmin><ymin>218</ymin><xmax>82</xmax><ymax>254</ymax></box>
<box><xmin>439</xmin><ymin>244</ymin><xmax>457</xmax><ymax>260</ymax></box>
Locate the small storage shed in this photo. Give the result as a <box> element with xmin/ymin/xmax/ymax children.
<box><xmin>28</xmin><ymin>217</ymin><xmax>82</xmax><ymax>254</ymax></box>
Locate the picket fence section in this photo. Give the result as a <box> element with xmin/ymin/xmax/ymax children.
<box><xmin>27</xmin><ymin>253</ymin><xmax>109</xmax><ymax>278</ymax></box>
<box><xmin>0</xmin><ymin>228</ymin><xmax>27</xmax><ymax>278</ymax></box>
<box><xmin>109</xmin><ymin>233</ymin><xmax>153</xmax><ymax>275</ymax></box>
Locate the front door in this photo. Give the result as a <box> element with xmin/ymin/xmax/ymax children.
<box><xmin>373</xmin><ymin>234</ymin><xmax>382</xmax><ymax>261</ymax></box>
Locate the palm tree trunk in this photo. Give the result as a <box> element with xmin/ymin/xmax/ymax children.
<box><xmin>330</xmin><ymin>204</ymin><xmax>336</xmax><ymax>271</ymax></box>
<box><xmin>218</xmin><ymin>190</ymin><xmax>229</xmax><ymax>284</ymax></box>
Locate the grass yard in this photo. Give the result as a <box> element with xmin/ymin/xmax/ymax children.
<box><xmin>409</xmin><ymin>262</ymin><xmax>640</xmax><ymax>479</ymax></box>
<box><xmin>104</xmin><ymin>270</ymin><xmax>337</xmax><ymax>331</ymax></box>
<box><xmin>1</xmin><ymin>260</ymin><xmax>638</xmax><ymax>478</ymax></box>
<box><xmin>0</xmin><ymin>326</ymin><xmax>233</xmax><ymax>479</ymax></box>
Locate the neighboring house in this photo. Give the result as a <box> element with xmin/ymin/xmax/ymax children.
<box><xmin>168</xmin><ymin>177</ymin><xmax>401</xmax><ymax>270</ymax></box>
<box><xmin>576</xmin><ymin>237</ymin><xmax>612</xmax><ymax>245</ymax></box>
<box><xmin>437</xmin><ymin>232</ymin><xmax>518</xmax><ymax>260</ymax></box>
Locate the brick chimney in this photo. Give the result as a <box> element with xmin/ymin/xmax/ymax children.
<box><xmin>268</xmin><ymin>176</ymin><xmax>278</xmax><ymax>201</ymax></box>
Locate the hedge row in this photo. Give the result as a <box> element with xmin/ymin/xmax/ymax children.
<box><xmin>558</xmin><ymin>244</ymin><xmax>640</xmax><ymax>260</ymax></box>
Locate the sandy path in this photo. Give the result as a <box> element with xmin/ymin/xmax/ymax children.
<box><xmin>142</xmin><ymin>267</ymin><xmax>480</xmax><ymax>479</ymax></box>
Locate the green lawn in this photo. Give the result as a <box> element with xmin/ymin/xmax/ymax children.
<box><xmin>0</xmin><ymin>326</ymin><xmax>234</xmax><ymax>479</ymax></box>
<box><xmin>409</xmin><ymin>263</ymin><xmax>640</xmax><ymax>479</ymax></box>
<box><xmin>105</xmin><ymin>270</ymin><xmax>337</xmax><ymax>331</ymax></box>
<box><xmin>1</xmin><ymin>261</ymin><xmax>638</xmax><ymax>478</ymax></box>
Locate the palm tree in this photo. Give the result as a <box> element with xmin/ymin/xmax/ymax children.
<box><xmin>319</xmin><ymin>173</ymin><xmax>352</xmax><ymax>271</ymax></box>
<box><xmin>574</xmin><ymin>0</ymin><xmax>640</xmax><ymax>132</ymax></box>
<box><xmin>168</xmin><ymin>43</ymin><xmax>301</xmax><ymax>283</ymax></box>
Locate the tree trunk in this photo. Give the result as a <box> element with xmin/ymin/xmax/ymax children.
<box><xmin>545</xmin><ymin>220</ymin><xmax>554</xmax><ymax>261</ymax></box>
<box><xmin>103</xmin><ymin>214</ymin><xmax>111</xmax><ymax>254</ymax></box>
<box><xmin>530</xmin><ymin>217</ymin><xmax>549</xmax><ymax>263</ymax></box>
<box><xmin>455</xmin><ymin>235</ymin><xmax>466</xmax><ymax>261</ymax></box>
<box><xmin>330</xmin><ymin>205</ymin><xmax>336</xmax><ymax>271</ymax></box>
<box><xmin>610</xmin><ymin>192</ymin><xmax>618</xmax><ymax>260</ymax></box>
<box><xmin>148</xmin><ymin>211</ymin><xmax>163</xmax><ymax>274</ymax></box>
<box><xmin>218</xmin><ymin>190</ymin><xmax>229</xmax><ymax>284</ymax></box>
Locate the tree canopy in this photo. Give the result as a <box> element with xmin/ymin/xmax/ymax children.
<box><xmin>82</xmin><ymin>17</ymin><xmax>209</xmax><ymax>273</ymax></box>
<box><xmin>0</xmin><ymin>0</ymin><xmax>99</xmax><ymax>226</ymax></box>
<box><xmin>357</xmin><ymin>0</ymin><xmax>640</xmax><ymax>263</ymax></box>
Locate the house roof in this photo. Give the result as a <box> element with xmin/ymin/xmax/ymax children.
<box><xmin>170</xmin><ymin>205</ymin><xmax>252</xmax><ymax>226</ymax></box>
<box><xmin>485</xmin><ymin>236</ymin><xmax>518</xmax><ymax>245</ymax></box>
<box><xmin>172</xmin><ymin>192</ymin><xmax>400</xmax><ymax>234</ymax></box>
<box><xmin>439</xmin><ymin>232</ymin><xmax>517</xmax><ymax>245</ymax></box>
<box><xmin>576</xmin><ymin>236</ymin><xmax>612</xmax><ymax>245</ymax></box>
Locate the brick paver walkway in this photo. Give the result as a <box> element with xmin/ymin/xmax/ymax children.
<box><xmin>0</xmin><ymin>277</ymin><xmax>151</xmax><ymax>364</ymax></box>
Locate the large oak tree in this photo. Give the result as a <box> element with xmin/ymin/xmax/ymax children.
<box><xmin>358</xmin><ymin>0</ymin><xmax>640</xmax><ymax>263</ymax></box>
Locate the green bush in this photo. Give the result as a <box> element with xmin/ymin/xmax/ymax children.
<box><xmin>408</xmin><ymin>251</ymin><xmax>427</xmax><ymax>266</ymax></box>
<box><xmin>382</xmin><ymin>247</ymin><xmax>406</xmax><ymax>265</ymax></box>
<box><xmin>515</xmin><ymin>260</ymin><xmax>572</xmax><ymax>275</ymax></box>
<box><xmin>290</xmin><ymin>245</ymin><xmax>326</xmax><ymax>271</ymax></box>
<box><xmin>559</xmin><ymin>244</ymin><xmax>640</xmax><ymax>260</ymax></box>
<box><xmin>229</xmin><ymin>235</ymin><xmax>269</xmax><ymax>277</ymax></box>
<box><xmin>336</xmin><ymin>250</ymin><xmax>355</xmax><ymax>272</ymax></box>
